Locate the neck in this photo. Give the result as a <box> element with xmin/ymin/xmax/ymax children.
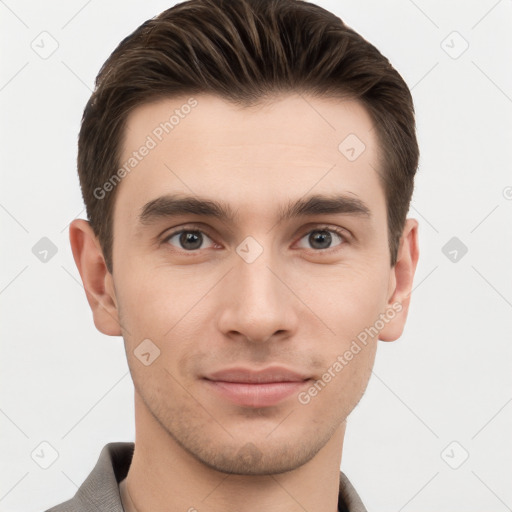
<box><xmin>123</xmin><ymin>392</ymin><xmax>345</xmax><ymax>512</ymax></box>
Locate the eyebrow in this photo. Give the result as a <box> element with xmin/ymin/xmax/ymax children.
<box><xmin>137</xmin><ymin>193</ymin><xmax>371</xmax><ymax>228</ymax></box>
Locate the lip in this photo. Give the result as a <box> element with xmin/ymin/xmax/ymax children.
<box><xmin>203</xmin><ymin>366</ymin><xmax>312</xmax><ymax>408</ymax></box>
<box><xmin>205</xmin><ymin>366</ymin><xmax>310</xmax><ymax>383</ymax></box>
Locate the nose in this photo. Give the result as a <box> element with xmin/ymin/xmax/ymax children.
<box><xmin>216</xmin><ymin>250</ymin><xmax>298</xmax><ymax>344</ymax></box>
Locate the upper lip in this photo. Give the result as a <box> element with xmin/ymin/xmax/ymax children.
<box><xmin>204</xmin><ymin>366</ymin><xmax>311</xmax><ymax>383</ymax></box>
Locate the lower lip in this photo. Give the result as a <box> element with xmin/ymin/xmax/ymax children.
<box><xmin>204</xmin><ymin>379</ymin><xmax>311</xmax><ymax>408</ymax></box>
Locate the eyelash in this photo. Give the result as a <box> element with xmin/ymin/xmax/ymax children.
<box><xmin>161</xmin><ymin>224</ymin><xmax>350</xmax><ymax>254</ymax></box>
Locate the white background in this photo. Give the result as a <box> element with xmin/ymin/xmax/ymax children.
<box><xmin>1</xmin><ymin>1</ymin><xmax>511</xmax><ymax>511</ymax></box>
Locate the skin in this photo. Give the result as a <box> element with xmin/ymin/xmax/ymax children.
<box><xmin>70</xmin><ymin>93</ymin><xmax>419</xmax><ymax>512</ymax></box>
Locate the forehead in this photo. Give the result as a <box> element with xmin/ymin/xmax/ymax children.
<box><xmin>121</xmin><ymin>93</ymin><xmax>376</xmax><ymax>157</ymax></box>
<box><xmin>113</xmin><ymin>93</ymin><xmax>384</xmax><ymax>229</ymax></box>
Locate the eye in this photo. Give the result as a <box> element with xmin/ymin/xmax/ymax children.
<box><xmin>163</xmin><ymin>229</ymin><xmax>216</xmax><ymax>251</ymax></box>
<box><xmin>162</xmin><ymin>225</ymin><xmax>348</xmax><ymax>253</ymax></box>
<box><xmin>295</xmin><ymin>227</ymin><xmax>347</xmax><ymax>251</ymax></box>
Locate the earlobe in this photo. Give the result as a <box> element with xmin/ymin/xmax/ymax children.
<box><xmin>69</xmin><ymin>219</ymin><xmax>122</xmax><ymax>336</ymax></box>
<box><xmin>379</xmin><ymin>218</ymin><xmax>419</xmax><ymax>342</ymax></box>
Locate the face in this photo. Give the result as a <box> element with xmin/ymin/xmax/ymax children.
<box><xmin>106</xmin><ymin>93</ymin><xmax>399</xmax><ymax>474</ymax></box>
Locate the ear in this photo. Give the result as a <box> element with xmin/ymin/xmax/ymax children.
<box><xmin>379</xmin><ymin>218</ymin><xmax>419</xmax><ymax>342</ymax></box>
<box><xmin>69</xmin><ymin>219</ymin><xmax>122</xmax><ymax>336</ymax></box>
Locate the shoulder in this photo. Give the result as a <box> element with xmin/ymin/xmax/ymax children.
<box><xmin>43</xmin><ymin>442</ymin><xmax>135</xmax><ymax>512</ymax></box>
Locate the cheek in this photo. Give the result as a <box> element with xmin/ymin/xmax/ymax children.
<box><xmin>116</xmin><ymin>266</ymin><xmax>217</xmax><ymax>349</ymax></box>
<box><xmin>298</xmin><ymin>271</ymin><xmax>383</xmax><ymax>413</ymax></box>
<box><xmin>302</xmin><ymin>263</ymin><xmax>388</xmax><ymax>403</ymax></box>
<box><xmin>311</xmin><ymin>262</ymin><xmax>391</xmax><ymax>337</ymax></box>
<box><xmin>297</xmin><ymin>339</ymin><xmax>377</xmax><ymax>421</ymax></box>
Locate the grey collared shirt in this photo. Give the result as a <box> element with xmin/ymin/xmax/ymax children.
<box><xmin>45</xmin><ymin>442</ymin><xmax>367</xmax><ymax>512</ymax></box>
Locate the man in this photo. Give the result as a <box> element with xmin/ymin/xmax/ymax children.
<box><xmin>47</xmin><ymin>0</ymin><xmax>419</xmax><ymax>510</ymax></box>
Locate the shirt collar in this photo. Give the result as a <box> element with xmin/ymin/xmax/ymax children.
<box><xmin>54</xmin><ymin>442</ymin><xmax>367</xmax><ymax>512</ymax></box>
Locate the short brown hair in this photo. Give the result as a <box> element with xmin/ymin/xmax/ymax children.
<box><xmin>78</xmin><ymin>0</ymin><xmax>419</xmax><ymax>272</ymax></box>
